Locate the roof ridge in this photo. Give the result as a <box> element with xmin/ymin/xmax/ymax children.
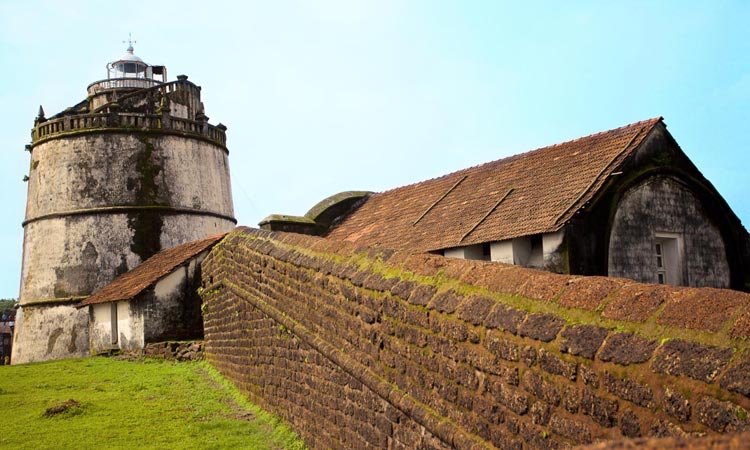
<box><xmin>550</xmin><ymin>121</ymin><xmax>657</xmax><ymax>228</ymax></box>
<box><xmin>374</xmin><ymin>117</ymin><xmax>663</xmax><ymax>197</ymax></box>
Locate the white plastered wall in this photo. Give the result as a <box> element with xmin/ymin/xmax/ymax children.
<box><xmin>444</xmin><ymin>244</ymin><xmax>484</xmax><ymax>261</ymax></box>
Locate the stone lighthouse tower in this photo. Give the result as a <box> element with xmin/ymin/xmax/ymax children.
<box><xmin>13</xmin><ymin>42</ymin><xmax>236</xmax><ymax>363</ymax></box>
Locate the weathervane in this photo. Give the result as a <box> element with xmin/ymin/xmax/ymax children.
<box><xmin>123</xmin><ymin>32</ymin><xmax>136</xmax><ymax>52</ymax></box>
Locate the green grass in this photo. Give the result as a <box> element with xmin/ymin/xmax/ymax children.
<box><xmin>0</xmin><ymin>357</ymin><xmax>307</xmax><ymax>450</ymax></box>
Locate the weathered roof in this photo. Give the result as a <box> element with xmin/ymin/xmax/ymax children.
<box><xmin>78</xmin><ymin>233</ymin><xmax>228</xmax><ymax>307</ymax></box>
<box><xmin>326</xmin><ymin>118</ymin><xmax>663</xmax><ymax>252</ymax></box>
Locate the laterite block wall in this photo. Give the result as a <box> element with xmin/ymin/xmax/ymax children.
<box><xmin>201</xmin><ymin>227</ymin><xmax>750</xmax><ymax>449</ymax></box>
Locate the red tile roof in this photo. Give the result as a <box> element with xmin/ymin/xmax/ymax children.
<box><xmin>78</xmin><ymin>233</ymin><xmax>228</xmax><ymax>307</ymax></box>
<box><xmin>326</xmin><ymin>118</ymin><xmax>663</xmax><ymax>252</ymax></box>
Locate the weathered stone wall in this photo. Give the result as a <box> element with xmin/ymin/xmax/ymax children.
<box><xmin>143</xmin><ymin>254</ymin><xmax>206</xmax><ymax>343</ymax></box>
<box><xmin>89</xmin><ymin>301</ymin><xmax>145</xmax><ymax>354</ymax></box>
<box><xmin>16</xmin><ymin>127</ymin><xmax>235</xmax><ymax>364</ymax></box>
<box><xmin>142</xmin><ymin>340</ymin><xmax>204</xmax><ymax>361</ymax></box>
<box><xmin>12</xmin><ymin>303</ymin><xmax>89</xmax><ymax>362</ymax></box>
<box><xmin>25</xmin><ymin>133</ymin><xmax>233</xmax><ymax>220</ymax></box>
<box><xmin>202</xmin><ymin>228</ymin><xmax>750</xmax><ymax>449</ymax></box>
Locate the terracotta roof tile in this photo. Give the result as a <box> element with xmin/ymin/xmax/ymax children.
<box><xmin>326</xmin><ymin>118</ymin><xmax>663</xmax><ymax>252</ymax></box>
<box><xmin>78</xmin><ymin>233</ymin><xmax>228</xmax><ymax>307</ymax></box>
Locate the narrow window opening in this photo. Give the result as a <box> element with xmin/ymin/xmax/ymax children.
<box><xmin>654</xmin><ymin>233</ymin><xmax>684</xmax><ymax>286</ymax></box>
<box><xmin>111</xmin><ymin>303</ymin><xmax>118</xmax><ymax>345</ymax></box>
<box><xmin>655</xmin><ymin>243</ymin><xmax>666</xmax><ymax>284</ymax></box>
<box><xmin>482</xmin><ymin>243</ymin><xmax>491</xmax><ymax>261</ymax></box>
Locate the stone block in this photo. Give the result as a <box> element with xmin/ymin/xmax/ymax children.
<box><xmin>456</xmin><ymin>388</ymin><xmax>474</xmax><ymax>411</ymax></box>
<box><xmin>651</xmin><ymin>339</ymin><xmax>733</xmax><ymax>383</ymax></box>
<box><xmin>647</xmin><ymin>419</ymin><xmax>692</xmax><ymax>438</ymax></box>
<box><xmin>559</xmin><ymin>324</ymin><xmax>608</xmax><ymax>359</ymax></box>
<box><xmin>598</xmin><ymin>332</ymin><xmax>656</xmax><ymax>366</ymax></box>
<box><xmin>557</xmin><ymin>276</ymin><xmax>624</xmax><ymax>311</ymax></box>
<box><xmin>720</xmin><ymin>360</ymin><xmax>750</xmax><ymax>397</ymax></box>
<box><xmin>404</xmin><ymin>307</ymin><xmax>430</xmax><ymax>329</ymax></box>
<box><xmin>562</xmin><ymin>386</ymin><xmax>580</xmax><ymax>413</ymax></box>
<box><xmin>519</xmin><ymin>421</ymin><xmax>560</xmax><ymax>450</ymax></box>
<box><xmin>602</xmin><ymin>372</ymin><xmax>654</xmax><ymax>408</ymax></box>
<box><xmin>349</xmin><ymin>270</ymin><xmax>369</xmax><ymax>287</ymax></box>
<box><xmin>729</xmin><ymin>310</ymin><xmax>750</xmax><ymax>339</ymax></box>
<box><xmin>491</xmin><ymin>432</ymin><xmax>523</xmax><ymax>450</ymax></box>
<box><xmin>538</xmin><ymin>348</ymin><xmax>577</xmax><ymax>381</ymax></box>
<box><xmin>521</xmin><ymin>345</ymin><xmax>537</xmax><ymax>367</ymax></box>
<box><xmin>581</xmin><ymin>387</ymin><xmax>619</xmax><ymax>427</ymax></box>
<box><xmin>459</xmin><ymin>265</ymin><xmax>531</xmax><ymax>296</ymax></box>
<box><xmin>483</xmin><ymin>302</ymin><xmax>526</xmax><ymax>334</ymax></box>
<box><xmin>530</xmin><ymin>400</ymin><xmax>551</xmax><ymax>425</ymax></box>
<box><xmin>518</xmin><ymin>313</ymin><xmax>565</xmax><ymax>342</ymax></box>
<box><xmin>362</xmin><ymin>273</ymin><xmax>400</xmax><ymax>292</ymax></box>
<box><xmin>549</xmin><ymin>414</ymin><xmax>592</xmax><ymax>445</ymax></box>
<box><xmin>695</xmin><ymin>396</ymin><xmax>749</xmax><ymax>432</ymax></box>
<box><xmin>455</xmin><ymin>363</ymin><xmax>478</xmax><ymax>390</ymax></box>
<box><xmin>619</xmin><ymin>410</ymin><xmax>642</xmax><ymax>438</ymax></box>
<box><xmin>456</xmin><ymin>294</ymin><xmax>495</xmax><ymax>326</ymax></box>
<box><xmin>522</xmin><ymin>371</ymin><xmax>560</xmax><ymax>407</ymax></box>
<box><xmin>663</xmin><ymin>387</ymin><xmax>691</xmax><ymax>422</ymax></box>
<box><xmin>427</xmin><ymin>289</ymin><xmax>462</xmax><ymax>313</ymax></box>
<box><xmin>601</xmin><ymin>284</ymin><xmax>668</xmax><ymax>322</ymax></box>
<box><xmin>442</xmin><ymin>320</ymin><xmax>468</xmax><ymax>342</ymax></box>
<box><xmin>657</xmin><ymin>287</ymin><xmax>748</xmax><ymax>333</ymax></box>
<box><xmin>485</xmin><ymin>331</ymin><xmax>519</xmax><ymax>362</ymax></box>
<box><xmin>517</xmin><ymin>272</ymin><xmax>569</xmax><ymax>303</ymax></box>
<box><xmin>391</xmin><ymin>280</ymin><xmax>417</xmax><ymax>301</ymax></box>
<box><xmin>407</xmin><ymin>284</ymin><xmax>437</xmax><ymax>306</ymax></box>
<box><xmin>490</xmin><ymin>381</ymin><xmax>528</xmax><ymax>415</ymax></box>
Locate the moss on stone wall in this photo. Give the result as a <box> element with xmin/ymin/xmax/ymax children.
<box><xmin>202</xmin><ymin>227</ymin><xmax>750</xmax><ymax>450</ymax></box>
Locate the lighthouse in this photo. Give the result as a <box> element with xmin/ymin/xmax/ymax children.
<box><xmin>13</xmin><ymin>42</ymin><xmax>235</xmax><ymax>363</ymax></box>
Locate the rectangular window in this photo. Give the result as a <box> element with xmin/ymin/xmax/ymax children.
<box><xmin>654</xmin><ymin>233</ymin><xmax>684</xmax><ymax>286</ymax></box>
<box><xmin>111</xmin><ymin>303</ymin><xmax>118</xmax><ymax>345</ymax></box>
<box><xmin>655</xmin><ymin>243</ymin><xmax>666</xmax><ymax>284</ymax></box>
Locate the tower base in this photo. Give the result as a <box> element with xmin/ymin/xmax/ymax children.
<box><xmin>11</xmin><ymin>302</ymin><xmax>89</xmax><ymax>364</ymax></box>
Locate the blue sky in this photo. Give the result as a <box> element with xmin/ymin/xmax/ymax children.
<box><xmin>0</xmin><ymin>1</ymin><xmax>748</xmax><ymax>298</ymax></box>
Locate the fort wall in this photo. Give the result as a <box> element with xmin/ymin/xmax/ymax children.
<box><xmin>202</xmin><ymin>227</ymin><xmax>750</xmax><ymax>449</ymax></box>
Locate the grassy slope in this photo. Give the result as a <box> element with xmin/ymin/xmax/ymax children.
<box><xmin>0</xmin><ymin>357</ymin><xmax>306</xmax><ymax>450</ymax></box>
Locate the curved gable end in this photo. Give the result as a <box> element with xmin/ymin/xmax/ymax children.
<box><xmin>322</xmin><ymin>118</ymin><xmax>749</xmax><ymax>290</ymax></box>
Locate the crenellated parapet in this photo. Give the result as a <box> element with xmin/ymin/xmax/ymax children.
<box><xmin>32</xmin><ymin>79</ymin><xmax>226</xmax><ymax>149</ymax></box>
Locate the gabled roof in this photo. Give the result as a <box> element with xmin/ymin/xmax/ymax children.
<box><xmin>326</xmin><ymin>118</ymin><xmax>663</xmax><ymax>252</ymax></box>
<box><xmin>78</xmin><ymin>233</ymin><xmax>228</xmax><ymax>308</ymax></box>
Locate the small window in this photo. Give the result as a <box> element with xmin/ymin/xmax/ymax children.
<box><xmin>111</xmin><ymin>303</ymin><xmax>118</xmax><ymax>345</ymax></box>
<box><xmin>655</xmin><ymin>243</ymin><xmax>666</xmax><ymax>284</ymax></box>
<box><xmin>654</xmin><ymin>233</ymin><xmax>684</xmax><ymax>286</ymax></box>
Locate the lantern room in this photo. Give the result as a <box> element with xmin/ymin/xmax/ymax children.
<box><xmin>106</xmin><ymin>42</ymin><xmax>167</xmax><ymax>82</ymax></box>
